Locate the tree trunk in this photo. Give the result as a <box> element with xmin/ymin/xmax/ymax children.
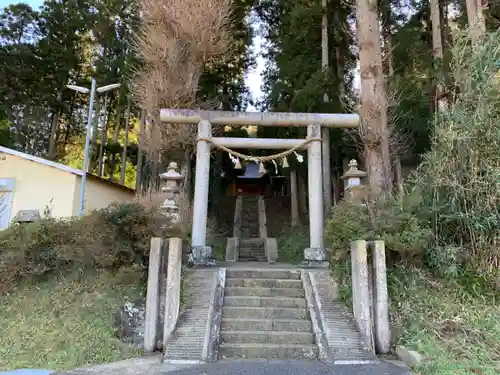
<box><xmin>321</xmin><ymin>0</ymin><xmax>332</xmax><ymax>215</ymax></box>
<box><xmin>290</xmin><ymin>170</ymin><xmax>299</xmax><ymax>227</ymax></box>
<box><xmin>430</xmin><ymin>0</ymin><xmax>444</xmax><ymax>61</ymax></box>
<box><xmin>394</xmin><ymin>157</ymin><xmax>403</xmax><ymax>193</ymax></box>
<box><xmin>297</xmin><ymin>169</ymin><xmax>308</xmax><ymax>217</ymax></box>
<box><xmin>430</xmin><ymin>0</ymin><xmax>448</xmax><ymax>113</ymax></box>
<box><xmin>386</xmin><ymin>35</ymin><xmax>393</xmax><ymax>76</ymax></box>
<box><xmin>48</xmin><ymin>93</ymin><xmax>62</xmax><ymax>160</ymax></box>
<box><xmin>120</xmin><ymin>97</ymin><xmax>132</xmax><ymax>185</ymax></box>
<box><xmin>356</xmin><ymin>0</ymin><xmax>392</xmax><ymax>195</ymax></box>
<box><xmin>135</xmin><ymin>109</ymin><xmax>146</xmax><ymax>192</ymax></box>
<box><xmin>48</xmin><ymin>110</ymin><xmax>59</xmax><ymax>160</ymax></box>
<box><xmin>109</xmin><ymin>104</ymin><xmax>123</xmax><ymax>182</ymax></box>
<box><xmin>333</xmin><ymin>7</ymin><xmax>345</xmax><ymax>99</ymax></box>
<box><xmin>88</xmin><ymin>99</ymin><xmax>101</xmax><ymax>173</ymax></box>
<box><xmin>97</xmin><ymin>94</ymin><xmax>109</xmax><ymax>177</ymax></box>
<box><xmin>466</xmin><ymin>0</ymin><xmax>486</xmax><ymax>43</ymax></box>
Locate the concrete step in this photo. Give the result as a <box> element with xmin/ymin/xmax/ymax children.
<box><xmin>225</xmin><ymin>286</ymin><xmax>305</xmax><ymax>298</ymax></box>
<box><xmin>239</xmin><ymin>252</ymin><xmax>266</xmax><ymax>257</ymax></box>
<box><xmin>221</xmin><ymin>318</ymin><xmax>313</xmax><ymax>332</ymax></box>
<box><xmin>238</xmin><ymin>258</ymin><xmax>266</xmax><ymax>262</ymax></box>
<box><xmin>224</xmin><ymin>296</ymin><xmax>307</xmax><ymax>308</ymax></box>
<box><xmin>238</xmin><ymin>254</ymin><xmax>266</xmax><ymax>259</ymax></box>
<box><xmin>238</xmin><ymin>257</ymin><xmax>267</xmax><ymax>262</ymax></box>
<box><xmin>218</xmin><ymin>343</ymin><xmax>318</xmax><ymax>360</ymax></box>
<box><xmin>223</xmin><ymin>306</ymin><xmax>308</xmax><ymax>320</ymax></box>
<box><xmin>239</xmin><ymin>248</ymin><xmax>265</xmax><ymax>253</ymax></box>
<box><xmin>221</xmin><ymin>330</ymin><xmax>314</xmax><ymax>344</ymax></box>
<box><xmin>240</xmin><ymin>238</ymin><xmax>265</xmax><ymax>246</ymax></box>
<box><xmin>226</xmin><ymin>278</ymin><xmax>303</xmax><ymax>289</ymax></box>
<box><xmin>226</xmin><ymin>269</ymin><xmax>301</xmax><ymax>280</ymax></box>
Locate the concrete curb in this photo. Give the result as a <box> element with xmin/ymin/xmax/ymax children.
<box><xmin>395</xmin><ymin>346</ymin><xmax>422</xmax><ymax>368</ymax></box>
<box><xmin>301</xmin><ymin>270</ymin><xmax>333</xmax><ymax>363</ymax></box>
<box><xmin>52</xmin><ymin>355</ymin><xmax>163</xmax><ymax>375</ymax></box>
<box><xmin>205</xmin><ymin>268</ymin><xmax>226</xmax><ymax>361</ymax></box>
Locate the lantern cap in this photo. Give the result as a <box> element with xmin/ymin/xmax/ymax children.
<box><xmin>159</xmin><ymin>161</ymin><xmax>183</xmax><ymax>181</ymax></box>
<box><xmin>341</xmin><ymin>159</ymin><xmax>367</xmax><ymax>180</ymax></box>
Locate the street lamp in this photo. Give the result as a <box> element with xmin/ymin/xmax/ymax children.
<box><xmin>67</xmin><ymin>78</ymin><xmax>121</xmax><ymax>217</ymax></box>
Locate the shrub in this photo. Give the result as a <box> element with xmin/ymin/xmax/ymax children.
<box><xmin>328</xmin><ymin>29</ymin><xmax>500</xmax><ymax>285</ymax></box>
<box><xmin>409</xmin><ymin>28</ymin><xmax>500</xmax><ymax>280</ymax></box>
<box><xmin>0</xmin><ymin>202</ymin><xmax>179</xmax><ymax>293</ymax></box>
<box><xmin>276</xmin><ymin>225</ymin><xmax>309</xmax><ymax>264</ymax></box>
<box><xmin>325</xmin><ymin>190</ymin><xmax>432</xmax><ymax>265</ymax></box>
<box><xmin>425</xmin><ymin>244</ymin><xmax>462</xmax><ymax>279</ymax></box>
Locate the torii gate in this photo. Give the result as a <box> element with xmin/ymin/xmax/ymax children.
<box><xmin>160</xmin><ymin>109</ymin><xmax>360</xmax><ymax>267</ymax></box>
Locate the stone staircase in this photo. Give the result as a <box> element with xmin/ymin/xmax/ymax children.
<box><xmin>164</xmin><ymin>269</ymin><xmax>218</xmax><ymax>362</ymax></box>
<box><xmin>160</xmin><ymin>267</ymin><xmax>379</xmax><ymax>365</ymax></box>
<box><xmin>219</xmin><ymin>269</ymin><xmax>318</xmax><ymax>360</ymax></box>
<box><xmin>238</xmin><ymin>238</ymin><xmax>266</xmax><ymax>262</ymax></box>
<box><xmin>240</xmin><ymin>197</ymin><xmax>259</xmax><ymax>238</ymax></box>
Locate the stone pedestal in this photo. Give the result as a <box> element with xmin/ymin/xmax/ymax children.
<box><xmin>302</xmin><ymin>247</ymin><xmax>329</xmax><ymax>268</ymax></box>
<box><xmin>144</xmin><ymin>237</ymin><xmax>164</xmax><ymax>352</ymax></box>
<box><xmin>191</xmin><ymin>245</ymin><xmax>216</xmax><ymax>266</ymax></box>
<box><xmin>370</xmin><ymin>240</ymin><xmax>390</xmax><ymax>354</ymax></box>
<box><xmin>225</xmin><ymin>237</ymin><xmax>239</xmax><ymax>262</ymax></box>
<box><xmin>163</xmin><ymin>237</ymin><xmax>183</xmax><ymax>348</ymax></box>
<box><xmin>351</xmin><ymin>240</ymin><xmax>374</xmax><ymax>352</ymax></box>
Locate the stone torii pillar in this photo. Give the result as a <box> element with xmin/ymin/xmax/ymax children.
<box><xmin>303</xmin><ymin>123</ymin><xmax>327</xmax><ymax>267</ymax></box>
<box><xmin>190</xmin><ymin>120</ymin><xmax>215</xmax><ymax>266</ymax></box>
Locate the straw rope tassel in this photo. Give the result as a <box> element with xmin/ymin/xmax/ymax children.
<box><xmin>234</xmin><ymin>158</ymin><xmax>242</xmax><ymax>169</ymax></box>
<box><xmin>282</xmin><ymin>156</ymin><xmax>289</xmax><ymax>168</ymax></box>
<box><xmin>259</xmin><ymin>162</ymin><xmax>266</xmax><ymax>175</ymax></box>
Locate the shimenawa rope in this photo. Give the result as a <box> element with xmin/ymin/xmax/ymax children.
<box><xmin>197</xmin><ymin>137</ymin><xmax>322</xmax><ymax>162</ymax></box>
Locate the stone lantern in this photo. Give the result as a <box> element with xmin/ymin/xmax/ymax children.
<box><xmin>341</xmin><ymin>159</ymin><xmax>367</xmax><ymax>200</ymax></box>
<box><xmin>159</xmin><ymin>162</ymin><xmax>183</xmax><ymax>224</ymax></box>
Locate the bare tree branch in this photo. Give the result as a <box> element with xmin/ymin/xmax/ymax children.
<box><xmin>131</xmin><ymin>0</ymin><xmax>234</xmax><ymax>157</ymax></box>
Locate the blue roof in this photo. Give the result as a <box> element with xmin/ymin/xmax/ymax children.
<box><xmin>237</xmin><ymin>163</ymin><xmax>266</xmax><ymax>179</ymax></box>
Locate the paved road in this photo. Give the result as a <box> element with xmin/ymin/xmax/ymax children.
<box><xmin>155</xmin><ymin>360</ymin><xmax>412</xmax><ymax>375</ymax></box>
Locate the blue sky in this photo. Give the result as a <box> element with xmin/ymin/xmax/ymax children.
<box><xmin>0</xmin><ymin>0</ymin><xmax>42</xmax><ymax>8</ymax></box>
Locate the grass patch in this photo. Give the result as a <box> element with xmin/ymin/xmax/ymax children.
<box><xmin>331</xmin><ymin>263</ymin><xmax>499</xmax><ymax>374</ymax></box>
<box><xmin>276</xmin><ymin>225</ymin><xmax>309</xmax><ymax>264</ymax></box>
<box><xmin>0</xmin><ymin>267</ymin><xmax>144</xmax><ymax>371</ymax></box>
<box><xmin>389</xmin><ymin>267</ymin><xmax>500</xmax><ymax>375</ymax></box>
<box><xmin>209</xmin><ymin>233</ymin><xmax>227</xmax><ymax>261</ymax></box>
